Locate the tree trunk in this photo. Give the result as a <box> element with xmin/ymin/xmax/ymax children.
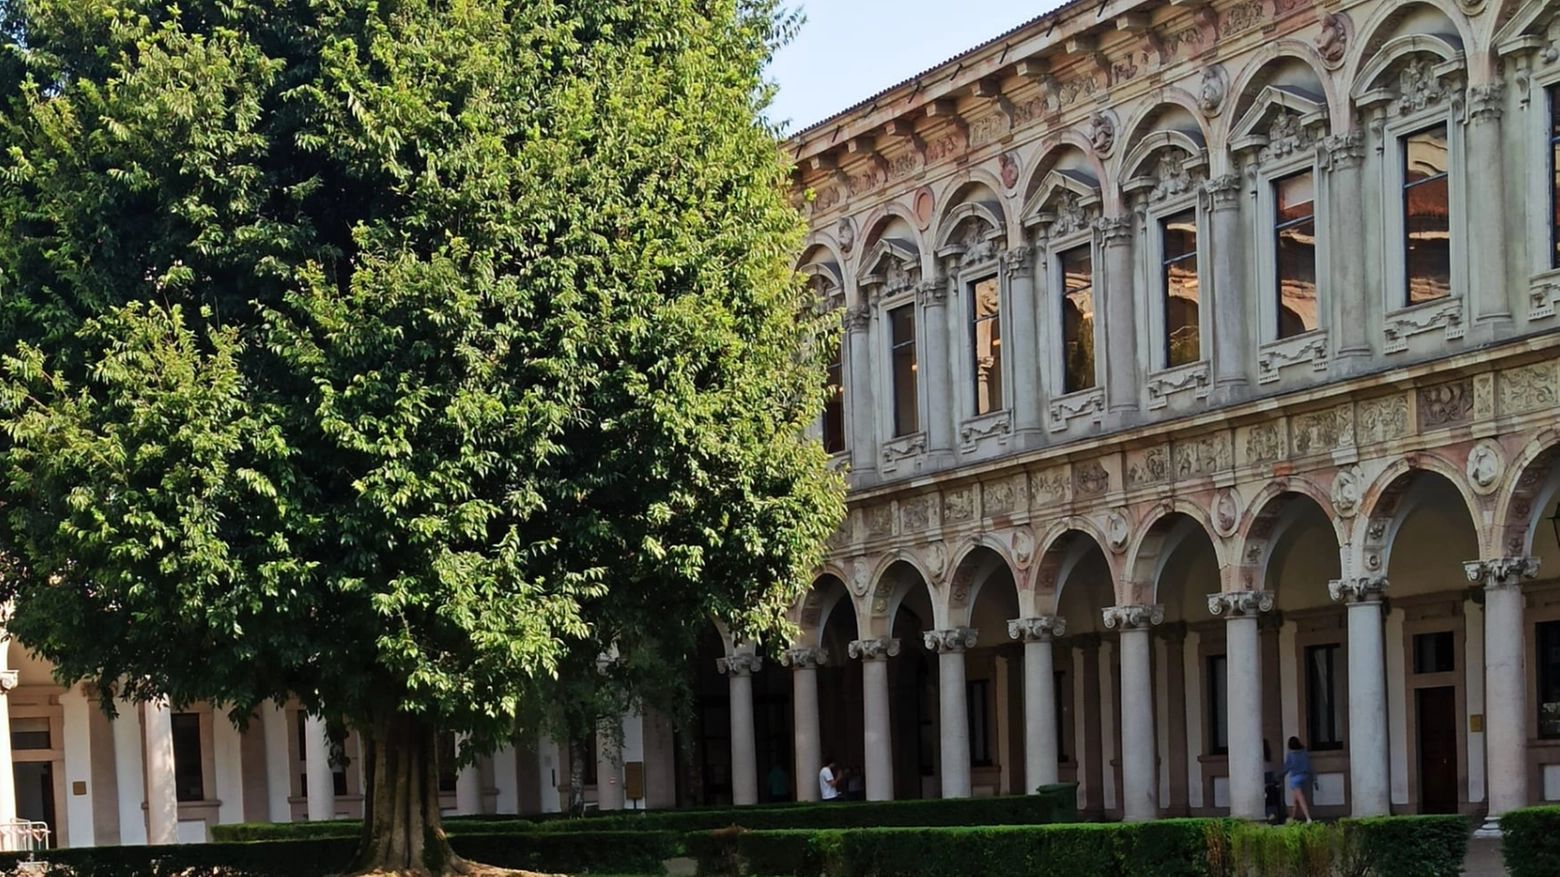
<box><xmin>350</xmin><ymin>712</ymin><xmax>469</xmax><ymax>876</ymax></box>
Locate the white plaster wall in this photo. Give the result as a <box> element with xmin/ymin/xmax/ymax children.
<box><xmin>1464</xmin><ymin>599</ymin><xmax>1485</xmax><ymax>804</ymax></box>
<box><xmin>1185</xmin><ymin>632</ymin><xmax>1204</xmax><ymax>810</ymax></box>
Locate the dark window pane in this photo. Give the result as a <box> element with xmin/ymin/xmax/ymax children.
<box><xmin>1162</xmin><ymin>212</ymin><xmax>1200</xmax><ymax>367</ymax></box>
<box><xmin>1403</xmin><ymin>125</ymin><xmax>1451</xmax><ymax>305</ymax></box>
<box><xmin>1539</xmin><ymin>621</ymin><xmax>1560</xmax><ymax>739</ymax></box>
<box><xmin>1060</xmin><ymin>247</ymin><xmax>1096</xmax><ymax>394</ymax></box>
<box><xmin>10</xmin><ymin>717</ymin><xmax>48</xmax><ymax>751</ymax></box>
<box><xmin>967</xmin><ymin>679</ymin><xmax>992</xmax><ymax>766</ymax></box>
<box><xmin>1207</xmin><ymin>655</ymin><xmax>1228</xmax><ymax>755</ymax></box>
<box><xmin>1054</xmin><ymin>670</ymin><xmax>1069</xmax><ymax>763</ymax></box>
<box><xmin>1413</xmin><ymin>631</ymin><xmax>1456</xmax><ymax>675</ymax></box>
<box><xmin>172</xmin><ymin>713</ymin><xmax>204</xmax><ymax>803</ymax></box>
<box><xmin>822</xmin><ymin>345</ymin><xmax>845</xmax><ymax>454</ymax></box>
<box><xmin>1275</xmin><ymin>172</ymin><xmax>1318</xmax><ymax>338</ymax></box>
<box><xmin>890</xmin><ymin>304</ymin><xmax>918</xmax><ymax>437</ymax></box>
<box><xmin>971</xmin><ymin>277</ymin><xmax>1003</xmax><ymax>414</ymax></box>
<box><xmin>1306</xmin><ymin>644</ymin><xmax>1344</xmax><ymax>749</ymax></box>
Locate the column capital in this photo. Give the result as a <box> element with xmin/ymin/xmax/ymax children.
<box><xmin>780</xmin><ymin>647</ymin><xmax>830</xmax><ymax>669</ymax></box>
<box><xmin>1321</xmin><ymin>131</ymin><xmax>1365</xmax><ymax>171</ymax></box>
<box><xmin>843</xmin><ymin>304</ymin><xmax>871</xmax><ymax>334</ymax></box>
<box><xmin>1002</xmin><ymin>246</ymin><xmax>1035</xmax><ymax>279</ymax></box>
<box><xmin>1203</xmin><ymin>174</ymin><xmax>1242</xmax><ymax>211</ymax></box>
<box><xmin>1208</xmin><ymin>590</ymin><xmax>1274</xmax><ymax>618</ymax></box>
<box><xmin>1468</xmin><ymin>82</ymin><xmax>1505</xmax><ymax>124</ymax></box>
<box><xmin>848</xmin><ymin>636</ymin><xmax>901</xmax><ymax>661</ymax></box>
<box><xmin>924</xmin><ymin>628</ymin><xmax>979</xmax><ymax>653</ymax></box>
<box><xmin>0</xmin><ymin>670</ymin><xmax>16</xmax><ymax>695</ymax></box>
<box><xmin>1329</xmin><ymin>576</ymin><xmax>1388</xmax><ymax>604</ymax></box>
<box><xmin>916</xmin><ymin>279</ymin><xmax>947</xmax><ymax>307</ymax></box>
<box><xmin>1008</xmin><ymin>616</ymin><xmax>1066</xmax><ymax>643</ymax></box>
<box><xmin>1096</xmin><ymin>215</ymin><xmax>1133</xmax><ymax>248</ymax></box>
<box><xmin>1102</xmin><ymin>605</ymin><xmax>1164</xmax><ymax>631</ymax></box>
<box><xmin>717</xmin><ymin>653</ymin><xmax>763</xmax><ymax>677</ymax></box>
<box><xmin>1464</xmin><ymin>557</ymin><xmax>1540</xmax><ymax>591</ymax></box>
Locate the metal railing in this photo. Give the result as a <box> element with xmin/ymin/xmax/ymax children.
<box><xmin>0</xmin><ymin>819</ymin><xmax>51</xmax><ymax>853</ymax></box>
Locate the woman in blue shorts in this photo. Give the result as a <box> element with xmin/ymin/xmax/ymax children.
<box><xmin>1283</xmin><ymin>736</ymin><xmax>1314</xmax><ymax>823</ymax></box>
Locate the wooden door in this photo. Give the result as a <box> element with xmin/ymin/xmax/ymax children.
<box><xmin>1416</xmin><ymin>686</ymin><xmax>1458</xmax><ymax>814</ymax></box>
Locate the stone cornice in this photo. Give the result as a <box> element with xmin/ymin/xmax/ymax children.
<box><xmin>834</xmin><ymin>333</ymin><xmax>1560</xmax><ymax>512</ymax></box>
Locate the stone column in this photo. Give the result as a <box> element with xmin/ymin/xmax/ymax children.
<box><xmin>782</xmin><ymin>647</ymin><xmax>829</xmax><ymax>803</ymax></box>
<box><xmin>1009</xmin><ymin>617</ymin><xmax>1066</xmax><ymax>791</ymax></box>
<box><xmin>492</xmin><ymin>745</ymin><xmax>519</xmax><ymax>814</ymax></box>
<box><xmin>1004</xmin><ymin>246</ymin><xmax>1043</xmax><ymax>435</ymax></box>
<box><xmin>718</xmin><ymin>652</ymin><xmax>763</xmax><ymax>807</ymax></box>
<box><xmin>1210</xmin><ymin>591</ymin><xmax>1275</xmax><ymax>821</ymax></box>
<box><xmin>1465</xmin><ymin>85</ymin><xmax>1511</xmax><ymax>329</ymax></box>
<box><xmin>304</xmin><ymin>714</ymin><xmax>334</xmax><ymax>822</ymax></box>
<box><xmin>595</xmin><ymin>723</ymin><xmax>624</xmax><ymax>811</ymax></box>
<box><xmin>1098</xmin><ymin>216</ymin><xmax>1138</xmax><ymax>415</ymax></box>
<box><xmin>455</xmin><ymin>735</ymin><xmax>483</xmax><ymax>815</ymax></box>
<box><xmin>143</xmin><ymin>698</ymin><xmax>180</xmax><ymax>845</ymax></box>
<box><xmin>844</xmin><ymin>305</ymin><xmax>876</xmax><ymax>475</ymax></box>
<box><xmin>60</xmin><ymin>684</ymin><xmax>96</xmax><ymax>846</ymax></box>
<box><xmin>918</xmin><ymin>278</ymin><xmax>954</xmax><ymax>457</ymax></box>
<box><xmin>1329</xmin><ymin>576</ymin><xmax>1390</xmax><ymax>816</ymax></box>
<box><xmin>261</xmin><ymin>703</ymin><xmax>293</xmax><ymax>823</ymax></box>
<box><xmin>925</xmin><ymin>629</ymin><xmax>978</xmax><ymax>799</ymax></box>
<box><xmin>111</xmin><ymin>700</ymin><xmax>148</xmax><ymax>845</ymax></box>
<box><xmin>0</xmin><ymin>664</ymin><xmax>16</xmax><ymax>829</ymax></box>
<box><xmin>849</xmin><ymin>637</ymin><xmax>900</xmax><ymax>801</ymax></box>
<box><xmin>1466</xmin><ymin>557</ymin><xmax>1540</xmax><ymax>830</ymax></box>
<box><xmin>1205</xmin><ymin>175</ymin><xmax>1248</xmax><ymax>396</ymax></box>
<box><xmin>1103</xmin><ymin>605</ymin><xmax>1163</xmax><ymax>822</ymax></box>
<box><xmin>1322</xmin><ymin>132</ymin><xmax>1369</xmax><ymax>366</ymax></box>
<box><xmin>1159</xmin><ymin>623</ymin><xmax>1191</xmax><ymax>816</ymax></box>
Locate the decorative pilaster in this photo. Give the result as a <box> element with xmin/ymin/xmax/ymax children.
<box><xmin>1322</xmin><ymin>132</ymin><xmax>1369</xmax><ymax>364</ymax></box>
<box><xmin>925</xmin><ymin>629</ymin><xmax>977</xmax><ymax>799</ymax></box>
<box><xmin>1330</xmin><ymin>576</ymin><xmax>1390</xmax><ymax>816</ymax></box>
<box><xmin>916</xmin><ymin>279</ymin><xmax>954</xmax><ymax>456</ymax></box>
<box><xmin>1104</xmin><ymin>605</ymin><xmax>1160</xmax><ymax>821</ymax></box>
<box><xmin>719</xmin><ymin>652</ymin><xmax>763</xmax><ymax>806</ymax></box>
<box><xmin>1010</xmin><ymin>617</ymin><xmax>1066</xmax><ymax>791</ymax></box>
<box><xmin>845</xmin><ymin>305</ymin><xmax>876</xmax><ymax>476</ymax></box>
<box><xmin>1209</xmin><ymin>591</ymin><xmax>1273</xmax><ymax>821</ymax></box>
<box><xmin>1466</xmin><ymin>557</ymin><xmax>1539</xmax><ymax>829</ymax></box>
<box><xmin>1004</xmin><ymin>246</ymin><xmax>1043</xmax><ymax>436</ymax></box>
<box><xmin>782</xmin><ymin>647</ymin><xmax>828</xmax><ymax>802</ymax></box>
<box><xmin>1098</xmin><ymin>215</ymin><xmax>1138</xmax><ymax>415</ymax></box>
<box><xmin>303</xmin><ymin>713</ymin><xmax>334</xmax><ymax>822</ymax></box>
<box><xmin>1464</xmin><ymin>81</ymin><xmax>1511</xmax><ymax>329</ymax></box>
<box><xmin>849</xmin><ymin>637</ymin><xmax>899</xmax><ymax>801</ymax></box>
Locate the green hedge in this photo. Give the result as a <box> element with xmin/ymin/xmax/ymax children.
<box><xmin>1501</xmin><ymin>806</ymin><xmax>1560</xmax><ymax>877</ymax></box>
<box><xmin>209</xmin><ymin>816</ymin><xmax>534</xmax><ymax>843</ymax></box>
<box><xmin>0</xmin><ymin>830</ymin><xmax>678</xmax><ymax>877</ymax></box>
<box><xmin>688</xmin><ymin>816</ymin><xmax>1471</xmax><ymax>877</ymax></box>
<box><xmin>550</xmin><ymin>788</ymin><xmax>1073</xmax><ymax>834</ymax></box>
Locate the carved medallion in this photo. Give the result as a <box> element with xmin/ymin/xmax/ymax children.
<box><xmin>1466</xmin><ymin>440</ymin><xmax>1504</xmax><ymax>496</ymax></box>
<box><xmin>1331</xmin><ymin>465</ymin><xmax>1363</xmax><ymax>518</ymax></box>
<box><xmin>1106</xmin><ymin>510</ymin><xmax>1131</xmax><ymax>554</ymax></box>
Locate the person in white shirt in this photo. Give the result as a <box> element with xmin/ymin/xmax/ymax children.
<box><xmin>819</xmin><ymin>755</ymin><xmax>840</xmax><ymax>801</ymax></box>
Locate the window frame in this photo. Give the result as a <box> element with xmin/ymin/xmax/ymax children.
<box><xmin>1206</xmin><ymin>653</ymin><xmax>1229</xmax><ymax>756</ymax></box>
<box><xmin>1399</xmin><ymin>122</ymin><xmax>1454</xmax><ymax>308</ymax></box>
<box><xmin>1157</xmin><ymin>208</ymin><xmax>1204</xmax><ymax>371</ymax></box>
<box><xmin>1053</xmin><ymin>240</ymin><xmax>1100</xmax><ymax>398</ymax></box>
<box><xmin>1131</xmin><ymin>161</ymin><xmax>1211</xmax><ymax>387</ymax></box>
<box><xmin>965</xmin><ymin>272</ymin><xmax>1006</xmax><ymax>417</ymax></box>
<box><xmin>1538</xmin><ymin>619</ymin><xmax>1560</xmax><ymax>740</ymax></box>
<box><xmin>1270</xmin><ymin>169</ymin><xmax>1322</xmax><ymax>341</ymax></box>
<box><xmin>967</xmin><ymin>678</ymin><xmax>993</xmax><ymax>767</ymax></box>
<box><xmin>1372</xmin><ymin>92</ymin><xmax>1467</xmax><ymax>351</ymax></box>
<box><xmin>886</xmin><ymin>300</ymin><xmax>921</xmax><ymax>439</ymax></box>
<box><xmin>1549</xmin><ymin>85</ymin><xmax>1560</xmax><ymax>272</ymax></box>
<box><xmin>171</xmin><ymin>712</ymin><xmax>206</xmax><ymax>803</ymax></box>
<box><xmin>821</xmin><ymin>339</ymin><xmax>847</xmax><ymax>455</ymax></box>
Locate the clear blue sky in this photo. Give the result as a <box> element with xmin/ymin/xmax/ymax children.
<box><xmin>766</xmin><ymin>2</ymin><xmax>1068</xmax><ymax>134</ymax></box>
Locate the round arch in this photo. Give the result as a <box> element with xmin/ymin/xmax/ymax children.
<box><xmin>1219</xmin><ymin>40</ymin><xmax>1344</xmax><ymax>141</ymax></box>
<box><xmin>1493</xmin><ymin>428</ymin><xmax>1560</xmax><ymax>559</ymax></box>
<box><xmin>1123</xmin><ymin>501</ymin><xmax>1229</xmax><ymax>602</ymax></box>
<box><xmin>1233</xmin><ymin>484</ymin><xmax>1343</xmax><ymax>601</ymax></box>
<box><xmin>1346</xmin><ymin>0</ymin><xmax>1476</xmax><ymax>90</ymax></box>
<box><xmin>1354</xmin><ymin>455</ymin><xmax>1488</xmax><ymax>579</ymax></box>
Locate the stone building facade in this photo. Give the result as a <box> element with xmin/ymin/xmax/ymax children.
<box><xmin>6</xmin><ymin>0</ymin><xmax>1560</xmax><ymax>852</ymax></box>
<box><xmin>765</xmin><ymin>0</ymin><xmax>1560</xmax><ymax>828</ymax></box>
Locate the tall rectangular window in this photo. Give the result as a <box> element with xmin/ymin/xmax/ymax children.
<box><xmin>1306</xmin><ymin>644</ymin><xmax>1345</xmax><ymax>749</ymax></box>
<box><xmin>1539</xmin><ymin>621</ymin><xmax>1560</xmax><ymax>739</ymax></box>
<box><xmin>1403</xmin><ymin>124</ymin><xmax>1451</xmax><ymax>305</ymax></box>
<box><xmin>1275</xmin><ymin>171</ymin><xmax>1318</xmax><ymax>338</ymax></box>
<box><xmin>1207</xmin><ymin>655</ymin><xmax>1228</xmax><ymax>755</ymax></box>
<box><xmin>438</xmin><ymin>731</ymin><xmax>459</xmax><ymax>793</ymax></box>
<box><xmin>172</xmin><ymin>713</ymin><xmax>204</xmax><ymax>802</ymax></box>
<box><xmin>1161</xmin><ymin>211</ymin><xmax>1200</xmax><ymax>368</ymax></box>
<box><xmin>1054</xmin><ymin>670</ymin><xmax>1068</xmax><ymax>763</ymax></box>
<box><xmin>970</xmin><ymin>277</ymin><xmax>1003</xmax><ymax>414</ymax></box>
<box><xmin>1551</xmin><ymin>87</ymin><xmax>1560</xmax><ymax>269</ymax></box>
<box><xmin>821</xmin><ymin>345</ymin><xmax>845</xmax><ymax>454</ymax></box>
<box><xmin>967</xmin><ymin>679</ymin><xmax>992</xmax><ymax>766</ymax></box>
<box><xmin>1060</xmin><ymin>247</ymin><xmax>1096</xmax><ymax>394</ymax></box>
<box><xmin>1413</xmin><ymin>631</ymin><xmax>1456</xmax><ymax>675</ymax></box>
<box><xmin>889</xmin><ymin>304</ymin><xmax>918</xmax><ymax>437</ymax></box>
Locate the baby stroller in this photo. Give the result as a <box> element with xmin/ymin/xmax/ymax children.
<box><xmin>1264</xmin><ymin>770</ymin><xmax>1286</xmax><ymax>823</ymax></box>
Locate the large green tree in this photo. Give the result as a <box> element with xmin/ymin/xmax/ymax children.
<box><xmin>0</xmin><ymin>1</ymin><xmax>841</xmax><ymax>873</ymax></box>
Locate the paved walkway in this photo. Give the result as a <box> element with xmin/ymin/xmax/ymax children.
<box><xmin>1464</xmin><ymin>838</ymin><xmax>1507</xmax><ymax>876</ymax></box>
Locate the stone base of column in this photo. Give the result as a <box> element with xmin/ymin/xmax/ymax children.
<box><xmin>1473</xmin><ymin>818</ymin><xmax>1503</xmax><ymax>840</ymax></box>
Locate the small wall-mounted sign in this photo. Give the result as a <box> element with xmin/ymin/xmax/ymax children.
<box><xmin>71</xmin><ymin>781</ymin><xmax>86</xmax><ymax>796</ymax></box>
<box><xmin>1469</xmin><ymin>714</ymin><xmax>1483</xmax><ymax>733</ymax></box>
